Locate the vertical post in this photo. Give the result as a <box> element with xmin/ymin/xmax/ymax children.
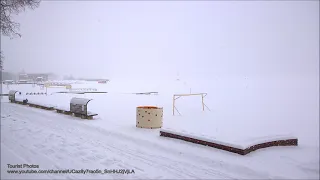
<box><xmin>201</xmin><ymin>94</ymin><xmax>204</xmax><ymax>111</ymax></box>
<box><xmin>172</xmin><ymin>95</ymin><xmax>175</xmax><ymax>115</ymax></box>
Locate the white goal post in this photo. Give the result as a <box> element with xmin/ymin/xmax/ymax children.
<box><xmin>172</xmin><ymin>93</ymin><xmax>211</xmax><ymax>115</ymax></box>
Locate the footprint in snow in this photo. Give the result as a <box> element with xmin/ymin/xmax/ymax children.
<box><xmin>54</xmin><ymin>155</ymin><xmax>64</xmax><ymax>160</ymax></box>
<box><xmin>71</xmin><ymin>151</ymin><xmax>87</xmax><ymax>157</ymax></box>
<box><xmin>81</xmin><ymin>158</ymin><xmax>90</xmax><ymax>163</ymax></box>
<box><xmin>89</xmin><ymin>149</ymin><xmax>99</xmax><ymax>153</ymax></box>
<box><xmin>42</xmin><ymin>149</ymin><xmax>55</xmax><ymax>155</ymax></box>
<box><xmin>29</xmin><ymin>149</ymin><xmax>38</xmax><ymax>156</ymax></box>
<box><xmin>86</xmin><ymin>155</ymin><xmax>103</xmax><ymax>161</ymax></box>
<box><xmin>34</xmin><ymin>144</ymin><xmax>46</xmax><ymax>149</ymax></box>
<box><xmin>101</xmin><ymin>159</ymin><xmax>119</xmax><ymax>166</ymax></box>
<box><xmin>95</xmin><ymin>154</ymin><xmax>105</xmax><ymax>160</ymax></box>
<box><xmin>58</xmin><ymin>148</ymin><xmax>68</xmax><ymax>153</ymax></box>
<box><xmin>71</xmin><ymin>142</ymin><xmax>81</xmax><ymax>147</ymax></box>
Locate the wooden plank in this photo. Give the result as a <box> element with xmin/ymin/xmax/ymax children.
<box><xmin>74</xmin><ymin>113</ymin><xmax>81</xmax><ymax>117</ymax></box>
<box><xmin>55</xmin><ymin>107</ymin><xmax>70</xmax><ymax>111</ymax></box>
<box><xmin>159</xmin><ymin>131</ymin><xmax>298</xmax><ymax>155</ymax></box>
<box><xmin>87</xmin><ymin>113</ymin><xmax>98</xmax><ymax>117</ymax></box>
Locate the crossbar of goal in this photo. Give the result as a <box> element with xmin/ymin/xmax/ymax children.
<box><xmin>172</xmin><ymin>93</ymin><xmax>211</xmax><ymax>115</ymax></box>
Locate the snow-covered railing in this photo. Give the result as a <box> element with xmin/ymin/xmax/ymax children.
<box><xmin>69</xmin><ymin>88</ymin><xmax>97</xmax><ymax>92</ymax></box>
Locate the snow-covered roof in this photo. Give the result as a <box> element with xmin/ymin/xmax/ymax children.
<box><xmin>9</xmin><ymin>90</ymin><xmax>19</xmax><ymax>95</ymax></box>
<box><xmin>160</xmin><ymin>129</ymin><xmax>245</xmax><ymax>149</ymax></box>
<box><xmin>70</xmin><ymin>97</ymin><xmax>92</xmax><ymax>105</ymax></box>
<box><xmin>160</xmin><ymin>129</ymin><xmax>298</xmax><ymax>150</ymax></box>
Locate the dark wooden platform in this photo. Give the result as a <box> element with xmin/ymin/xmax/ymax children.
<box><xmin>73</xmin><ymin>113</ymin><xmax>98</xmax><ymax>120</ymax></box>
<box><xmin>28</xmin><ymin>102</ymin><xmax>55</xmax><ymax>110</ymax></box>
<box><xmin>14</xmin><ymin>100</ymin><xmax>28</xmax><ymax>105</ymax></box>
<box><xmin>55</xmin><ymin>107</ymin><xmax>72</xmax><ymax>115</ymax></box>
<box><xmin>160</xmin><ymin>130</ymin><xmax>298</xmax><ymax>155</ymax></box>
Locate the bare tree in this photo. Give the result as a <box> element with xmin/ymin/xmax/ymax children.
<box><xmin>0</xmin><ymin>51</ymin><xmax>3</xmax><ymax>70</ymax></box>
<box><xmin>1</xmin><ymin>0</ymin><xmax>40</xmax><ymax>69</ymax></box>
<box><xmin>1</xmin><ymin>0</ymin><xmax>40</xmax><ymax>37</ymax></box>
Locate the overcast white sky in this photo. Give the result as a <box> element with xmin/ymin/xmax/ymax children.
<box><xmin>1</xmin><ymin>1</ymin><xmax>319</xmax><ymax>80</ymax></box>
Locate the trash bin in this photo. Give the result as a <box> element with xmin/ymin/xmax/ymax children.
<box><xmin>136</xmin><ymin>106</ymin><xmax>163</xmax><ymax>129</ymax></box>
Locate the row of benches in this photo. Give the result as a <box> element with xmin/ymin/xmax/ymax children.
<box><xmin>26</xmin><ymin>92</ymin><xmax>47</xmax><ymax>95</ymax></box>
<box><xmin>10</xmin><ymin>90</ymin><xmax>98</xmax><ymax>120</ymax></box>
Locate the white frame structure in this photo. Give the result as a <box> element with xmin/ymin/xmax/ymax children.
<box><xmin>172</xmin><ymin>93</ymin><xmax>211</xmax><ymax>115</ymax></box>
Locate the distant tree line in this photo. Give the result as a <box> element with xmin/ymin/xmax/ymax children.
<box><xmin>0</xmin><ymin>51</ymin><xmax>3</xmax><ymax>70</ymax></box>
<box><xmin>2</xmin><ymin>71</ymin><xmax>17</xmax><ymax>81</ymax></box>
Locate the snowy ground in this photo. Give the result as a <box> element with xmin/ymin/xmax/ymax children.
<box><xmin>1</xmin><ymin>77</ymin><xmax>319</xmax><ymax>179</ymax></box>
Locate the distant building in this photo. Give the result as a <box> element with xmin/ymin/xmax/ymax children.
<box><xmin>3</xmin><ymin>80</ymin><xmax>14</xmax><ymax>84</ymax></box>
<box><xmin>36</xmin><ymin>77</ymin><xmax>44</xmax><ymax>82</ymax></box>
<box><xmin>79</xmin><ymin>78</ymin><xmax>109</xmax><ymax>82</ymax></box>
<box><xmin>18</xmin><ymin>73</ymin><xmax>49</xmax><ymax>82</ymax></box>
<box><xmin>18</xmin><ymin>74</ymin><xmax>28</xmax><ymax>81</ymax></box>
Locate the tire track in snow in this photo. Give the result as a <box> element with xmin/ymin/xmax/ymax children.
<box><xmin>3</xmin><ymin>103</ymin><xmax>280</xmax><ymax>178</ymax></box>
<box><xmin>1</xmin><ymin>142</ymin><xmax>52</xmax><ymax>180</ymax></box>
<box><xmin>1</xmin><ymin>112</ymin><xmax>127</xmax><ymax>179</ymax></box>
<box><xmin>2</xmin><ymin>104</ymin><xmax>234</xmax><ymax>179</ymax></box>
<box><xmin>2</xmin><ymin>105</ymin><xmax>185</xmax><ymax>179</ymax></box>
<box><xmin>2</xmin><ymin>103</ymin><xmax>286</xmax><ymax>179</ymax></box>
<box><xmin>6</xmin><ymin>110</ymin><xmax>227</xmax><ymax>179</ymax></box>
<box><xmin>1</xmin><ymin>108</ymin><xmax>87</xmax><ymax>179</ymax></box>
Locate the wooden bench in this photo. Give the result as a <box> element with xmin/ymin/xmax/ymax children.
<box><xmin>70</xmin><ymin>97</ymin><xmax>98</xmax><ymax>120</ymax></box>
<box><xmin>8</xmin><ymin>90</ymin><xmax>19</xmax><ymax>102</ymax></box>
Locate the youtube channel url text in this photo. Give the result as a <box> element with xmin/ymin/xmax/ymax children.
<box><xmin>7</xmin><ymin>169</ymin><xmax>135</xmax><ymax>175</ymax></box>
